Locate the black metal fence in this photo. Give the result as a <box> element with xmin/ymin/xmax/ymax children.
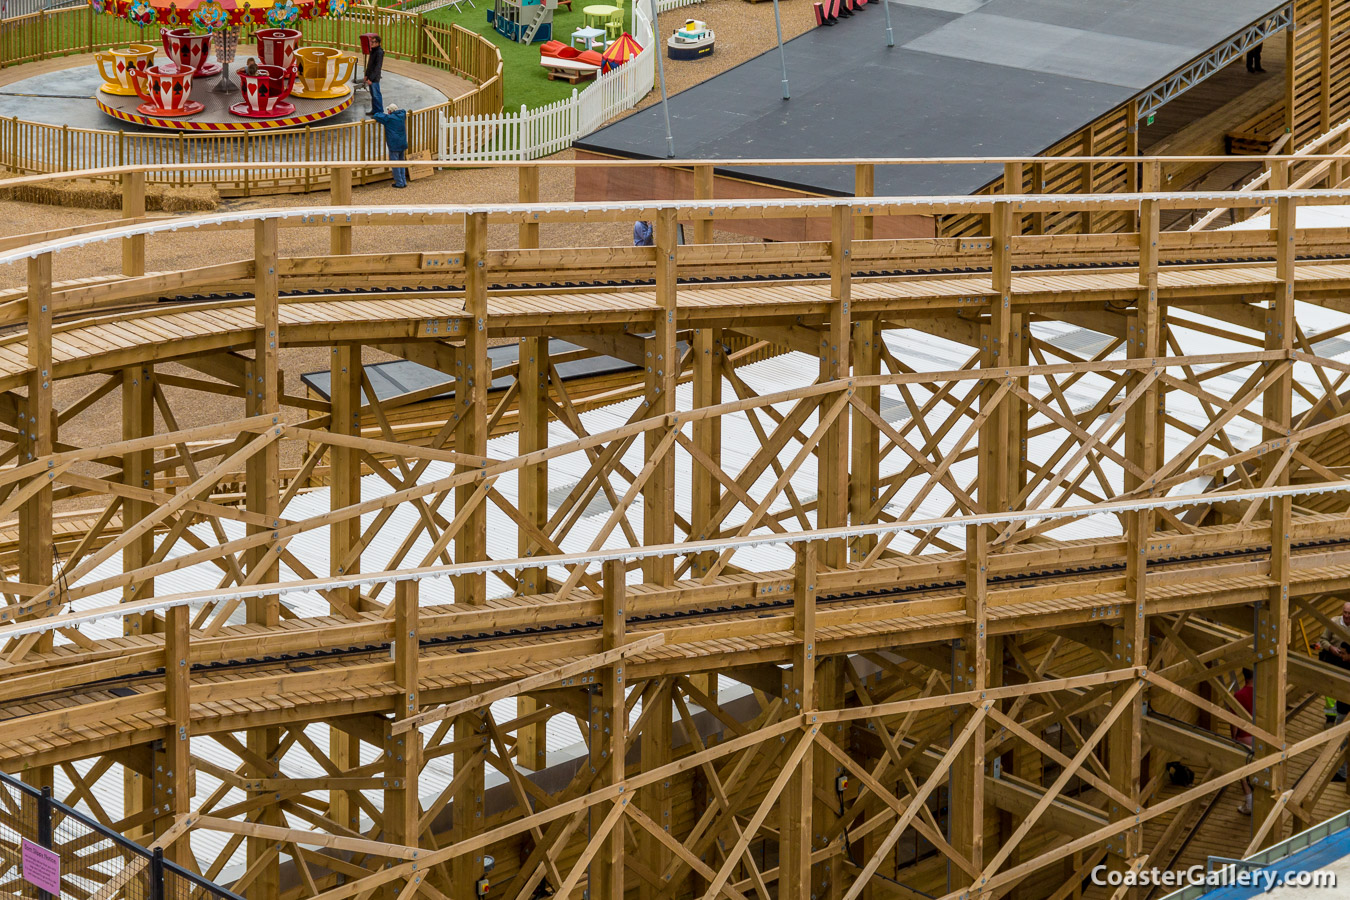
<box><xmin>0</xmin><ymin>770</ymin><xmax>243</xmax><ymax>900</ymax></box>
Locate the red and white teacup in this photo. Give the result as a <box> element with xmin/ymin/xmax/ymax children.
<box><xmin>256</xmin><ymin>28</ymin><xmax>302</xmax><ymax>71</ymax></box>
<box><xmin>160</xmin><ymin>27</ymin><xmax>213</xmax><ymax>75</ymax></box>
<box><xmin>133</xmin><ymin>63</ymin><xmax>196</xmax><ymax>113</ymax></box>
<box><xmin>237</xmin><ymin>64</ymin><xmax>297</xmax><ymax>114</ymax></box>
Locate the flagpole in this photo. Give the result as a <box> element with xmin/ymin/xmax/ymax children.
<box><xmin>650</xmin><ymin>0</ymin><xmax>675</xmax><ymax>157</ymax></box>
<box><xmin>882</xmin><ymin>0</ymin><xmax>894</xmax><ymax>46</ymax></box>
<box><xmin>770</xmin><ymin>0</ymin><xmax>789</xmax><ymax>99</ymax></box>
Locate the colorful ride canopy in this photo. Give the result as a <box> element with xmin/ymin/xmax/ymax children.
<box><xmin>88</xmin><ymin>0</ymin><xmax>348</xmax><ymax>31</ymax></box>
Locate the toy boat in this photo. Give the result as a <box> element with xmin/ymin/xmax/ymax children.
<box><xmin>540</xmin><ymin>40</ymin><xmax>603</xmax><ymax>67</ymax></box>
<box><xmin>667</xmin><ymin>19</ymin><xmax>714</xmax><ymax>59</ymax></box>
<box><xmin>540</xmin><ymin>55</ymin><xmax>601</xmax><ymax>83</ymax></box>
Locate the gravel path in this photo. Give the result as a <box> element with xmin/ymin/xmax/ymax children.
<box><xmin>629</xmin><ymin>0</ymin><xmax>817</xmax><ymax>115</ymax></box>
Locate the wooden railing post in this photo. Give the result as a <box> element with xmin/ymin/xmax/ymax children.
<box><xmin>330</xmin><ymin>166</ymin><xmax>352</xmax><ymax>255</ymax></box>
<box><xmin>854</xmin><ymin>163</ymin><xmax>874</xmax><ymax>240</ymax></box>
<box><xmin>121</xmin><ymin>171</ymin><xmax>145</xmax><ymax>277</ymax></box>
<box><xmin>517</xmin><ymin>164</ymin><xmax>539</xmax><ymax>248</ymax></box>
<box><xmin>693</xmin><ymin>163</ymin><xmax>713</xmax><ymax>244</ymax></box>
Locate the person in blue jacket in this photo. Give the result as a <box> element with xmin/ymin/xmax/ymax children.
<box><xmin>633</xmin><ymin>220</ymin><xmax>653</xmax><ymax>246</ymax></box>
<box><xmin>372</xmin><ymin>103</ymin><xmax>408</xmax><ymax>189</ymax></box>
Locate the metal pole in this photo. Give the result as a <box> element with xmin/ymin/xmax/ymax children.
<box><xmin>650</xmin><ymin>0</ymin><xmax>675</xmax><ymax>157</ymax></box>
<box><xmin>771</xmin><ymin>0</ymin><xmax>789</xmax><ymax>98</ymax></box>
<box><xmin>37</xmin><ymin>786</ymin><xmax>53</xmax><ymax>900</ymax></box>
<box><xmin>882</xmin><ymin>0</ymin><xmax>894</xmax><ymax>47</ymax></box>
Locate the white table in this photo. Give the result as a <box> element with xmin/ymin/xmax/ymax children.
<box><xmin>571</xmin><ymin>26</ymin><xmax>605</xmax><ymax>50</ymax></box>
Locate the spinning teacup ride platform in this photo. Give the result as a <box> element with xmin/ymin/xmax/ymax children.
<box><xmin>93</xmin><ymin>29</ymin><xmax>358</xmax><ymax>132</ymax></box>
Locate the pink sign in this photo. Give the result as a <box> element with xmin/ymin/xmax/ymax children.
<box><xmin>21</xmin><ymin>839</ymin><xmax>60</xmax><ymax>896</ymax></box>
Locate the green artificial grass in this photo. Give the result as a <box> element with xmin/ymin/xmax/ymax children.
<box><xmin>422</xmin><ymin>0</ymin><xmax>626</xmax><ymax>111</ymax></box>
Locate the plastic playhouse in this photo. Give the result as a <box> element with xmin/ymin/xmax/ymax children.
<box><xmin>490</xmin><ymin>0</ymin><xmax>558</xmax><ymax>43</ymax></box>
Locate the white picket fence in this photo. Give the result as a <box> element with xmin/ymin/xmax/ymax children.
<box><xmin>438</xmin><ymin>0</ymin><xmax>695</xmax><ymax>160</ymax></box>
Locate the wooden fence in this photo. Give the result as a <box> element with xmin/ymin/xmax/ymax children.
<box><xmin>0</xmin><ymin>4</ymin><xmax>502</xmax><ymax>193</ymax></box>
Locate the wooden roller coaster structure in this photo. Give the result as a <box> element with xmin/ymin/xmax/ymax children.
<box><xmin>5</xmin><ymin>155</ymin><xmax>1350</xmax><ymax>900</ymax></box>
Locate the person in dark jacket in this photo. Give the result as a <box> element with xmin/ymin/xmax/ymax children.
<box><xmin>633</xmin><ymin>220</ymin><xmax>653</xmax><ymax>246</ymax></box>
<box><xmin>362</xmin><ymin>35</ymin><xmax>385</xmax><ymax>115</ymax></box>
<box><xmin>372</xmin><ymin>103</ymin><xmax>408</xmax><ymax>188</ymax></box>
<box><xmin>1246</xmin><ymin>41</ymin><xmax>1265</xmax><ymax>73</ymax></box>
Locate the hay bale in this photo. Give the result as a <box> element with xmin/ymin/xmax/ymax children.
<box><xmin>0</xmin><ymin>178</ymin><xmax>218</xmax><ymax>211</ymax></box>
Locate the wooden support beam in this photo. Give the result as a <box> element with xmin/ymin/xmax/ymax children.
<box><xmin>21</xmin><ymin>253</ymin><xmax>54</xmax><ymax>655</ymax></box>
<box><xmin>782</xmin><ymin>542</ymin><xmax>817</xmax><ymax>894</ymax></box>
<box><xmin>329</xmin><ymin>342</ymin><xmax>364</xmax><ymax>831</ymax></box>
<box><xmin>644</xmin><ymin>208</ymin><xmax>678</xmax><ymax>586</ymax></box>
<box><xmin>1321</xmin><ymin>0</ymin><xmax>1333</xmax><ymax>133</ymax></box>
<box><xmin>456</xmin><ymin>210</ymin><xmax>489</xmax><ymax>606</ymax></box>
<box><xmin>821</xmin><ymin>206</ymin><xmax>852</xmax><ymax>569</ymax></box>
<box><xmin>453</xmin><ymin>215</ymin><xmax>490</xmax><ymax>900</ymax></box>
<box><xmin>246</xmin><ymin>217</ymin><xmax>281</xmax><ymax>900</ymax></box>
<box><xmin>518</xmin><ymin>334</ymin><xmax>550</xmax><ymax>771</ymax></box>
<box><xmin>592</xmin><ymin>559</ymin><xmax>627</xmax><ymax>900</ymax></box>
<box><xmin>850</xmin><ymin>316</ymin><xmax>879</xmax><ymax>562</ymax></box>
<box><xmin>121</xmin><ymin>364</ymin><xmax>154</xmax><ymax>631</ymax></box>
<box><xmin>386</xmin><ymin>581</ymin><xmax>421</xmax><ymax>850</ymax></box>
<box><xmin>156</xmin><ymin>604</ymin><xmax>190</xmax><ymax>865</ymax></box>
<box><xmin>1106</xmin><ymin>166</ymin><xmax>1159</xmax><ymax>879</ymax></box>
<box><xmin>691</xmin><ymin>326</ymin><xmax>722</xmax><ymax>578</ymax></box>
<box><xmin>1254</xmin><ymin>167</ymin><xmax>1295</xmax><ymax>843</ymax></box>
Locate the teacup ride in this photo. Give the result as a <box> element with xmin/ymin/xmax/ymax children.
<box><xmin>161</xmin><ymin>27</ymin><xmax>221</xmax><ymax>77</ymax></box>
<box><xmin>292</xmin><ymin>46</ymin><xmax>357</xmax><ymax>99</ymax></box>
<box><xmin>256</xmin><ymin>28</ymin><xmax>302</xmax><ymax>71</ymax></box>
<box><xmin>95</xmin><ymin>43</ymin><xmax>156</xmax><ymax>96</ymax></box>
<box><xmin>231</xmin><ymin>64</ymin><xmax>298</xmax><ymax>118</ymax></box>
<box><xmin>131</xmin><ymin>62</ymin><xmax>205</xmax><ymax>117</ymax></box>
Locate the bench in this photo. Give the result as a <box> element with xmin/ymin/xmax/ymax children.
<box><xmin>1226</xmin><ymin>103</ymin><xmax>1287</xmax><ymax>155</ymax></box>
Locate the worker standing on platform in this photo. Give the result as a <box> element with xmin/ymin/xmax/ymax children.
<box><xmin>362</xmin><ymin>35</ymin><xmax>385</xmax><ymax>115</ymax></box>
<box><xmin>1231</xmin><ymin>668</ymin><xmax>1255</xmax><ymax>815</ymax></box>
<box><xmin>634</xmin><ymin>220</ymin><xmax>653</xmax><ymax>246</ymax></box>
<box><xmin>1316</xmin><ymin>600</ymin><xmax>1350</xmax><ymax>782</ymax></box>
<box><xmin>372</xmin><ymin>103</ymin><xmax>408</xmax><ymax>189</ymax></box>
<box><xmin>1246</xmin><ymin>41</ymin><xmax>1265</xmax><ymax>73</ymax></box>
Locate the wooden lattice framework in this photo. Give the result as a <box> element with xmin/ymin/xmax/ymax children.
<box><xmin>3</xmin><ymin>156</ymin><xmax>1350</xmax><ymax>900</ymax></box>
